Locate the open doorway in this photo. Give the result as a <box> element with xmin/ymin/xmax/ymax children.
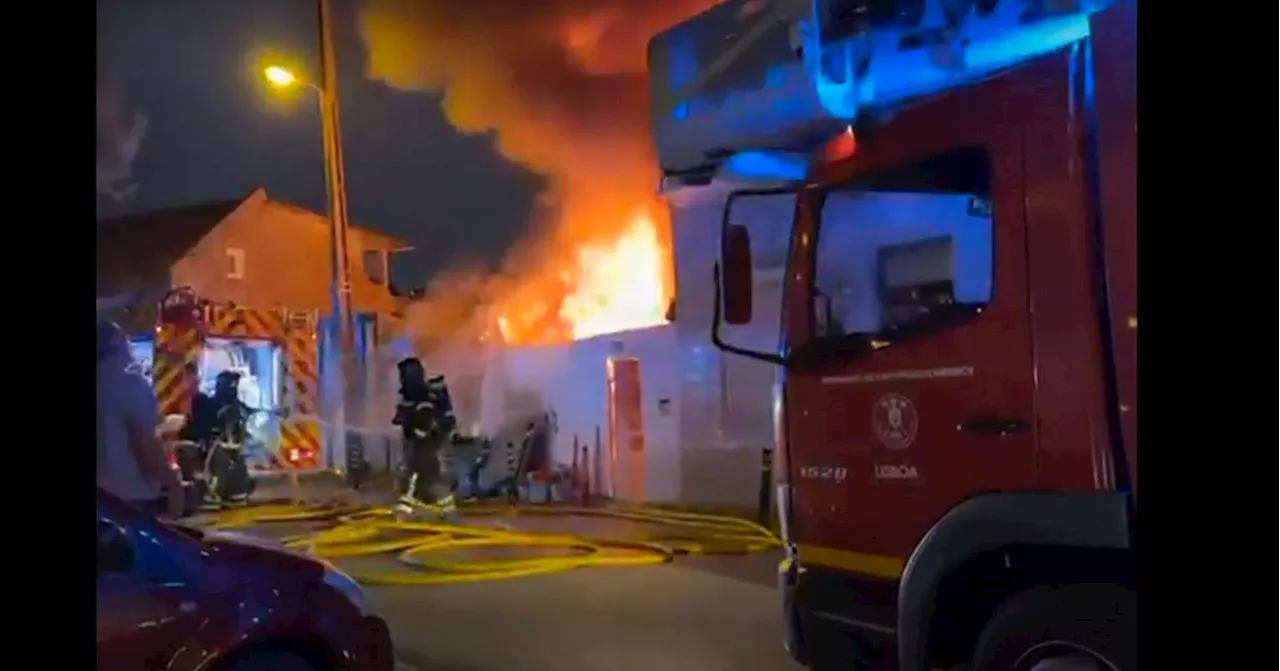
<box><xmin>199</xmin><ymin>337</ymin><xmax>283</xmax><ymax>471</ymax></box>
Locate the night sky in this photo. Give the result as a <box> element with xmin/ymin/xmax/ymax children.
<box><xmin>96</xmin><ymin>1</ymin><xmax>544</xmax><ymax>289</ymax></box>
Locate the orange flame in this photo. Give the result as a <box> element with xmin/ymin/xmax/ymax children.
<box><xmin>560</xmin><ymin>208</ymin><xmax>670</xmax><ymax>340</ymax></box>
<box><xmin>490</xmin><ymin>205</ymin><xmax>671</xmax><ymax>346</ymax></box>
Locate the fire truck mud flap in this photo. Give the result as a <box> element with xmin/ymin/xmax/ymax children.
<box><xmin>896</xmin><ymin>492</ymin><xmax>1132</xmax><ymax>671</ymax></box>
<box><xmin>779</xmin><ymin>556</ymin><xmax>809</xmax><ymax>666</ymax></box>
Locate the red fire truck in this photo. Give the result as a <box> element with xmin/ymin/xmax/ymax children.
<box><xmin>650</xmin><ymin>1</ymin><xmax>1135</xmax><ymax>669</ymax></box>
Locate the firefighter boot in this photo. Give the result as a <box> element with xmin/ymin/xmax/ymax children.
<box><xmin>395</xmin><ymin>473</ymin><xmax>422</xmax><ymax>517</ymax></box>
<box><xmin>432</xmin><ymin>444</ymin><xmax>460</xmax><ymax>522</ymax></box>
<box><xmin>431</xmin><ymin>491</ymin><xmax>460</xmax><ymax>523</ymax></box>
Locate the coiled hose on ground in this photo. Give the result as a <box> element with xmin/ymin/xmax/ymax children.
<box><xmin>200</xmin><ymin>502</ymin><xmax>782</xmax><ymax>585</ymax></box>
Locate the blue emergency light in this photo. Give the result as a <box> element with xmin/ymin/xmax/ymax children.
<box><xmin>649</xmin><ymin>0</ymin><xmax>1118</xmax><ymax>181</ymax></box>
<box><xmin>805</xmin><ymin>0</ymin><xmax>1111</xmax><ymax>119</ymax></box>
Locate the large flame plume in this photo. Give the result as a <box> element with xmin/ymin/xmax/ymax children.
<box><xmin>358</xmin><ymin>0</ymin><xmax>714</xmax><ymax>347</ymax></box>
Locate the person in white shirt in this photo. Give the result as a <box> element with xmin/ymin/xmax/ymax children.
<box><xmin>97</xmin><ymin>320</ymin><xmax>183</xmax><ymax>517</ymax></box>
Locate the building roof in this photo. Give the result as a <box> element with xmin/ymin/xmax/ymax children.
<box><xmin>96</xmin><ymin>197</ymin><xmax>243</xmax><ymax>294</ymax></box>
<box><xmin>354</xmin><ymin>226</ymin><xmax>414</xmax><ymax>253</ymax></box>
<box><xmin>269</xmin><ymin>199</ymin><xmax>413</xmax><ymax>251</ymax></box>
<box><xmin>96</xmin><ymin>188</ymin><xmax>412</xmax><ymax>296</ymax></box>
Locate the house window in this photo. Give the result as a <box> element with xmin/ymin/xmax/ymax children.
<box><xmin>226</xmin><ymin>248</ymin><xmax>246</xmax><ymax>280</ymax></box>
<box><xmin>362</xmin><ymin>249</ymin><xmax>386</xmax><ymax>285</ymax></box>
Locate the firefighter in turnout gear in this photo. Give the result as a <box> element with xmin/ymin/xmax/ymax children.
<box><xmin>393</xmin><ymin>358</ymin><xmax>459</xmax><ymax>516</ymax></box>
<box><xmin>191</xmin><ymin>370</ymin><xmax>256</xmax><ymax>503</ymax></box>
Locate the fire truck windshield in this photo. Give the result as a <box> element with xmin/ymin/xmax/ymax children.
<box><xmin>812</xmin><ymin>146</ymin><xmax>992</xmax><ymax>345</ymax></box>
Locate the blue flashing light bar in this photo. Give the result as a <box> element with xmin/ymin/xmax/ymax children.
<box><xmin>805</xmin><ymin>2</ymin><xmax>1106</xmax><ymax>120</ymax></box>
<box><xmin>723</xmin><ymin>150</ymin><xmax>809</xmax><ymax>181</ymax></box>
<box><xmin>652</xmin><ymin>0</ymin><xmax>1120</xmax><ymax>182</ymax></box>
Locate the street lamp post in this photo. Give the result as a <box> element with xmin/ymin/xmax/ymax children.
<box><xmin>262</xmin><ymin>0</ymin><xmax>359</xmax><ymax>486</ymax></box>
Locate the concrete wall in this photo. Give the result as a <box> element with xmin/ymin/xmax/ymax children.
<box><xmin>171</xmin><ymin>190</ymin><xmax>399</xmax><ymax>315</ymax></box>
<box><xmin>478</xmin><ymin>326</ymin><xmax>684</xmax><ymax>504</ymax></box>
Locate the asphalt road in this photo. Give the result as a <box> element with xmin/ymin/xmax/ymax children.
<box><xmin>365</xmin><ymin>555</ymin><xmax>803</xmax><ymax>671</ymax></box>
<box><xmin>232</xmin><ymin>487</ymin><xmax>803</xmax><ymax>671</ymax></box>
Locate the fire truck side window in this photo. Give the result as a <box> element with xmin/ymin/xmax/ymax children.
<box><xmin>722</xmin><ymin>190</ymin><xmax>796</xmax><ymax>348</ymax></box>
<box><xmin>813</xmin><ymin>147</ymin><xmax>993</xmax><ymax>340</ymax></box>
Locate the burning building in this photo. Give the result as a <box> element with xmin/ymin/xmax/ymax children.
<box><xmin>360</xmin><ymin>0</ymin><xmax>784</xmax><ymax>507</ymax></box>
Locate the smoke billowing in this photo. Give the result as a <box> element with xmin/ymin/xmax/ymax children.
<box><xmin>358</xmin><ymin>0</ymin><xmax>714</xmax><ymax>347</ymax></box>
<box><xmin>96</xmin><ymin>83</ymin><xmax>148</xmax><ymax>202</ymax></box>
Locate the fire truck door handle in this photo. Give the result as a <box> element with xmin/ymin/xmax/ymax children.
<box><xmin>958</xmin><ymin>417</ymin><xmax>1030</xmax><ymax>436</ymax></box>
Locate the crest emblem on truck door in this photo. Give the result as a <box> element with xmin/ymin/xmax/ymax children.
<box><xmin>872</xmin><ymin>393</ymin><xmax>917</xmax><ymax>450</ymax></box>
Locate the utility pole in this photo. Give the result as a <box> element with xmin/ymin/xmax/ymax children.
<box><xmin>317</xmin><ymin>0</ymin><xmax>360</xmax><ymax>482</ymax></box>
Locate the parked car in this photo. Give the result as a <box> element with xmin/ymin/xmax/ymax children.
<box><xmin>96</xmin><ymin>487</ymin><xmax>394</xmax><ymax>671</ymax></box>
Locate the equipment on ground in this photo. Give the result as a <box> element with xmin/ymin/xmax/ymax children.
<box><xmin>649</xmin><ymin>1</ymin><xmax>1136</xmax><ymax>670</ymax></box>
<box><xmin>198</xmin><ymin>500</ymin><xmax>781</xmax><ymax>586</ymax></box>
<box><xmin>453</xmin><ymin>434</ymin><xmax>495</xmax><ymax>500</ymax></box>
<box><xmin>450</xmin><ymin>423</ymin><xmax>555</xmax><ymax>504</ymax></box>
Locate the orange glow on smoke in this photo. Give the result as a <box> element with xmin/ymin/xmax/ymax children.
<box><xmin>356</xmin><ymin>0</ymin><xmax>710</xmax><ymax>348</ymax></box>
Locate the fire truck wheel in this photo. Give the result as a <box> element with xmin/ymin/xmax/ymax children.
<box><xmin>970</xmin><ymin>584</ymin><xmax>1135</xmax><ymax>671</ymax></box>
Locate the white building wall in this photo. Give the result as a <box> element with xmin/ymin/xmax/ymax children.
<box><xmin>464</xmin><ymin>177</ymin><xmax>797</xmax><ymax>508</ymax></box>
<box><xmin>478</xmin><ymin>325</ymin><xmax>683</xmax><ymax>504</ymax></box>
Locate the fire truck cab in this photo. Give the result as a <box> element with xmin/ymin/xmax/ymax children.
<box><xmin>650</xmin><ymin>1</ymin><xmax>1136</xmax><ymax>670</ymax></box>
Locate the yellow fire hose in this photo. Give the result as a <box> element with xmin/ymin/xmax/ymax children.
<box><xmin>199</xmin><ymin>502</ymin><xmax>782</xmax><ymax>586</ymax></box>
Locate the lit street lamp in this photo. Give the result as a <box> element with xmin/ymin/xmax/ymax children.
<box><xmin>262</xmin><ymin>0</ymin><xmax>360</xmax><ymax>485</ymax></box>
<box><xmin>263</xmin><ymin>65</ymin><xmax>300</xmax><ymax>88</ymax></box>
<box><xmin>261</xmin><ymin>63</ymin><xmax>352</xmax><ymax>345</ymax></box>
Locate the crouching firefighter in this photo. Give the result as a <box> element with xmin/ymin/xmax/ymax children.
<box><xmin>393</xmin><ymin>358</ymin><xmax>459</xmax><ymax>517</ymax></box>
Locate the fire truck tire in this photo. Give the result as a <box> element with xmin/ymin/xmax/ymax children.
<box><xmin>970</xmin><ymin>584</ymin><xmax>1136</xmax><ymax>671</ymax></box>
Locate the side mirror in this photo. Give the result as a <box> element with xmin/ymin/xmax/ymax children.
<box><xmin>722</xmin><ymin>224</ymin><xmax>754</xmax><ymax>325</ymax></box>
<box><xmin>97</xmin><ymin>520</ymin><xmax>134</xmax><ymax>575</ymax></box>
